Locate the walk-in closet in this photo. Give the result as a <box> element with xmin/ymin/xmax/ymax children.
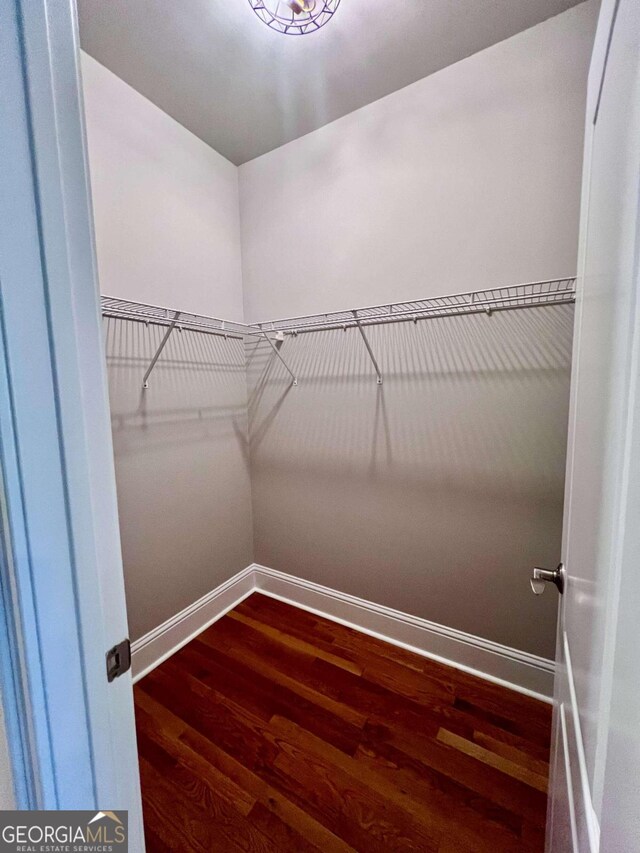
<box><xmin>76</xmin><ymin>0</ymin><xmax>600</xmax><ymax>849</ymax></box>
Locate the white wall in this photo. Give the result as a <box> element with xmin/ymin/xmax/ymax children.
<box><xmin>247</xmin><ymin>305</ymin><xmax>574</xmax><ymax>659</ymax></box>
<box><xmin>82</xmin><ymin>52</ymin><xmax>253</xmax><ymax>642</ymax></box>
<box><xmin>82</xmin><ymin>53</ymin><xmax>244</xmax><ymax>321</ymax></box>
<box><xmin>239</xmin><ymin>2</ymin><xmax>597</xmax><ymax>323</ymax></box>
<box><xmin>242</xmin><ymin>4</ymin><xmax>596</xmax><ymax>659</ymax></box>
<box><xmin>104</xmin><ymin>322</ymin><xmax>253</xmax><ymax>641</ymax></box>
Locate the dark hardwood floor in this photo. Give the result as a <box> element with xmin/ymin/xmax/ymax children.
<box><xmin>134</xmin><ymin>593</ymin><xmax>552</xmax><ymax>852</ymax></box>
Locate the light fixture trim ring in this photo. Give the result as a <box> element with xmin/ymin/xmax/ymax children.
<box><xmin>248</xmin><ymin>0</ymin><xmax>341</xmax><ymax>35</ymax></box>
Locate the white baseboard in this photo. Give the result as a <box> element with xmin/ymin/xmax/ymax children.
<box><xmin>130</xmin><ymin>566</ymin><xmax>255</xmax><ymax>682</ymax></box>
<box><xmin>252</xmin><ymin>564</ymin><xmax>554</xmax><ymax>701</ymax></box>
<box><xmin>131</xmin><ymin>562</ymin><xmax>555</xmax><ymax>701</ymax></box>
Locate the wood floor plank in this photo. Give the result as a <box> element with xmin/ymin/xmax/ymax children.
<box><xmin>302</xmin><ymin>654</ymin><xmax>441</xmax><ymax>731</ymax></box>
<box><xmin>452</xmin><ymin>696</ymin><xmax>551</xmax><ymax>752</ymax></box>
<box><xmin>135</xmin><ymin>703</ymin><xmax>256</xmax><ymax>816</ymax></box>
<box><xmin>237</xmin><ymin>595</ymin><xmax>341</xmax><ymax>645</ymax></box>
<box><xmin>178</xmin><ymin>726</ymin><xmax>358</xmax><ymax>853</ymax></box>
<box><xmin>135</xmin><ymin>593</ymin><xmax>550</xmax><ymax>852</ymax></box>
<box><xmin>444</xmin><ymin>701</ymin><xmax>551</xmax><ymax>762</ymax></box>
<box><xmin>269</xmin><ymin>713</ymin><xmax>530</xmax><ymax>853</ymax></box>
<box><xmin>139</xmin><ymin>757</ymin><xmax>255</xmax><ymax>853</ymax></box>
<box><xmin>365</xmin><ymin>720</ymin><xmax>548</xmax><ymax>826</ymax></box>
<box><xmin>268</xmin><ymin>723</ymin><xmax>439</xmax><ymax>853</ymax></box>
<box><xmin>138</xmin><ymin>688</ymin><xmax>356</xmax><ymax>853</ymax></box>
<box><xmin>238</xmin><ymin>595</ymin><xmax>440</xmax><ymax>685</ymax></box>
<box><xmin>135</xmin><ymin>688</ymin><xmax>185</xmax><ymax>737</ymax></box>
<box><xmin>245</xmin><ymin>801</ymin><xmax>322</xmax><ymax>853</ymax></box>
<box><xmin>207</xmin><ymin>615</ymin><xmax>449</xmax><ymax>740</ymax></box>
<box><xmin>270</xmin><ymin>715</ymin><xmax>442</xmax><ymax>843</ymax></box>
<box><xmin>473</xmin><ymin>730</ymin><xmax>550</xmax><ymax>777</ymax></box>
<box><xmin>230</xmin><ymin>596</ymin><xmax>547</xmax><ymax>750</ymax></box>
<box><xmin>227</xmin><ymin>609</ymin><xmax>362</xmax><ymax>674</ymax></box>
<box><xmin>140</xmin><ymin>759</ymin><xmax>204</xmax><ymax>853</ymax></box>
<box><xmin>198</xmin><ymin>613</ymin><xmax>368</xmax><ymax>727</ymax></box>
<box><xmin>452</xmin><ymin>691</ymin><xmax>551</xmax><ymax>746</ymax></box>
<box><xmin>437</xmin><ymin>727</ymin><xmax>549</xmax><ymax>792</ymax></box>
<box><xmin>141</xmin><ymin>824</ymin><xmax>174</xmax><ymax>853</ymax></box>
<box><xmin>352</xmin><ymin>743</ymin><xmax>527</xmax><ymax>852</ymax></box>
<box><xmin>139</xmin><ymin>667</ymin><xmax>278</xmax><ymax>773</ymax></box>
<box><xmin>183</xmin><ymin>638</ymin><xmax>365</xmax><ymax>754</ymax></box>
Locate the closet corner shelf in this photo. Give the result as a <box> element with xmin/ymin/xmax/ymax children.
<box><xmin>100</xmin><ymin>296</ymin><xmax>251</xmax><ymax>338</ymax></box>
<box><xmin>100</xmin><ymin>277</ymin><xmax>575</xmax><ymax>388</ymax></box>
<box><xmin>101</xmin><ymin>295</ymin><xmax>261</xmax><ymax>388</ymax></box>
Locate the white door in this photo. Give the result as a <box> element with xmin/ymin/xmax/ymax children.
<box><xmin>545</xmin><ymin>0</ymin><xmax>640</xmax><ymax>850</ymax></box>
<box><xmin>0</xmin><ymin>0</ymin><xmax>144</xmax><ymax>847</ymax></box>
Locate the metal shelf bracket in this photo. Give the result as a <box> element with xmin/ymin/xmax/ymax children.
<box><xmin>142</xmin><ymin>310</ymin><xmax>181</xmax><ymax>389</ymax></box>
<box><xmin>262</xmin><ymin>332</ymin><xmax>298</xmax><ymax>386</ymax></box>
<box><xmin>352</xmin><ymin>310</ymin><xmax>383</xmax><ymax>384</ymax></box>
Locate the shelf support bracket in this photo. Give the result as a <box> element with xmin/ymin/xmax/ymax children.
<box><xmin>352</xmin><ymin>311</ymin><xmax>382</xmax><ymax>384</ymax></box>
<box><xmin>262</xmin><ymin>332</ymin><xmax>298</xmax><ymax>386</ymax></box>
<box><xmin>142</xmin><ymin>311</ymin><xmax>180</xmax><ymax>389</ymax></box>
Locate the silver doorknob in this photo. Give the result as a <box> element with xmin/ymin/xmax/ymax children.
<box><xmin>530</xmin><ymin>563</ymin><xmax>565</xmax><ymax>595</ymax></box>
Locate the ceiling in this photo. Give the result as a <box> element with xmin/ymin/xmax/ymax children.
<box><xmin>78</xmin><ymin>0</ymin><xmax>585</xmax><ymax>166</ymax></box>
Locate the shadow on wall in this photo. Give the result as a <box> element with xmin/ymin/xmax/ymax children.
<box><xmin>246</xmin><ymin>305</ymin><xmax>574</xmax><ymax>659</ymax></box>
<box><xmin>104</xmin><ymin>318</ymin><xmax>254</xmax><ymax>641</ymax></box>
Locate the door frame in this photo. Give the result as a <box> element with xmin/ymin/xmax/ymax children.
<box><xmin>0</xmin><ymin>0</ymin><xmax>143</xmax><ymax>844</ymax></box>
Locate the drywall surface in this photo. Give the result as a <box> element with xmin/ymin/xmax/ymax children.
<box><xmin>84</xmin><ymin>52</ymin><xmax>253</xmax><ymax>641</ymax></box>
<box><xmin>241</xmin><ymin>5</ymin><xmax>593</xmax><ymax>659</ymax></box>
<box><xmin>104</xmin><ymin>319</ymin><xmax>253</xmax><ymax>641</ymax></box>
<box><xmin>247</xmin><ymin>305</ymin><xmax>573</xmax><ymax>659</ymax></box>
<box><xmin>239</xmin><ymin>2</ymin><xmax>597</xmax><ymax>323</ymax></box>
<box><xmin>82</xmin><ymin>52</ymin><xmax>244</xmax><ymax>321</ymax></box>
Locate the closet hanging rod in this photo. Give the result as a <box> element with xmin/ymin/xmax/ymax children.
<box><xmin>104</xmin><ymin>312</ymin><xmax>245</xmax><ymax>341</ymax></box>
<box><xmin>252</xmin><ymin>277</ymin><xmax>576</xmax><ymax>335</ymax></box>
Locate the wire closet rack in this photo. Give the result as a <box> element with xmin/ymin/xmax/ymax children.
<box><xmin>101</xmin><ymin>296</ymin><xmax>251</xmax><ymax>339</ymax></box>
<box><xmin>253</xmin><ymin>278</ymin><xmax>576</xmax><ymax>334</ymax></box>
<box><xmin>100</xmin><ymin>277</ymin><xmax>576</xmax><ymax>388</ymax></box>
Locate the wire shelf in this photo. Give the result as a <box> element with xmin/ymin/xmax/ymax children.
<box><xmin>101</xmin><ymin>278</ymin><xmax>576</xmax><ymax>387</ymax></box>
<box><xmin>101</xmin><ymin>296</ymin><xmax>253</xmax><ymax>339</ymax></box>
<box><xmin>252</xmin><ymin>277</ymin><xmax>576</xmax><ymax>335</ymax></box>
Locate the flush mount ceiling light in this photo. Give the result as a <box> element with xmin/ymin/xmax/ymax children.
<box><xmin>248</xmin><ymin>0</ymin><xmax>341</xmax><ymax>35</ymax></box>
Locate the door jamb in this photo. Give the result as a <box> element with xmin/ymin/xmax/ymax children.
<box><xmin>0</xmin><ymin>0</ymin><xmax>144</xmax><ymax>843</ymax></box>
